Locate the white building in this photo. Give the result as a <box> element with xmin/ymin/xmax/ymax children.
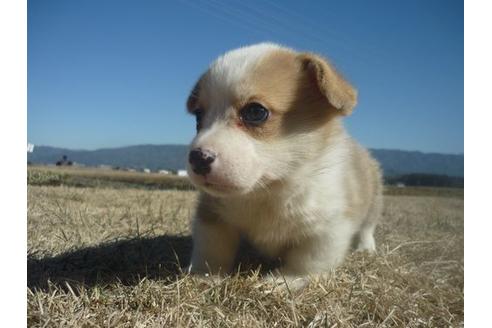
<box><xmin>177</xmin><ymin>170</ymin><xmax>188</xmax><ymax>177</ymax></box>
<box><xmin>143</xmin><ymin>168</ymin><xmax>151</xmax><ymax>174</ymax></box>
<box><xmin>158</xmin><ymin>169</ymin><xmax>170</xmax><ymax>175</ymax></box>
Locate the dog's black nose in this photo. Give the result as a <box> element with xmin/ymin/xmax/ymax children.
<box><xmin>188</xmin><ymin>148</ymin><xmax>216</xmax><ymax>176</ymax></box>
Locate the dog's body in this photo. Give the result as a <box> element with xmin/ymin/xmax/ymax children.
<box><xmin>185</xmin><ymin>43</ymin><xmax>383</xmax><ymax>278</ymax></box>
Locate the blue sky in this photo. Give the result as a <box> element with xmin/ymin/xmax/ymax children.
<box><xmin>28</xmin><ymin>0</ymin><xmax>463</xmax><ymax>154</ymax></box>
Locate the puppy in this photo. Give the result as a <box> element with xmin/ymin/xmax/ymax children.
<box><xmin>185</xmin><ymin>43</ymin><xmax>383</xmax><ymax>282</ymax></box>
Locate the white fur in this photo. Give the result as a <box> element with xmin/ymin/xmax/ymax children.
<box><xmin>202</xmin><ymin>43</ymin><xmax>283</xmax><ymax>115</ymax></box>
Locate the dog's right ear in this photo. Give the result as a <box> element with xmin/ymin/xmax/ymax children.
<box><xmin>186</xmin><ymin>80</ymin><xmax>201</xmax><ymax>113</ymax></box>
<box><xmin>298</xmin><ymin>53</ymin><xmax>358</xmax><ymax>116</ymax></box>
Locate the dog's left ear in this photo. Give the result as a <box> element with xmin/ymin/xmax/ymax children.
<box><xmin>298</xmin><ymin>53</ymin><xmax>357</xmax><ymax>115</ymax></box>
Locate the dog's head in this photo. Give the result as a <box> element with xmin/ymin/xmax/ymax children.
<box><xmin>185</xmin><ymin>43</ymin><xmax>357</xmax><ymax>197</ymax></box>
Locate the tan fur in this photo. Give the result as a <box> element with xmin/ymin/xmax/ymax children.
<box><xmin>186</xmin><ymin>43</ymin><xmax>383</xmax><ymax>286</ymax></box>
<box><xmin>297</xmin><ymin>53</ymin><xmax>358</xmax><ymax>115</ymax></box>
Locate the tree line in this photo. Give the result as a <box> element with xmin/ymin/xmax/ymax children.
<box><xmin>385</xmin><ymin>173</ymin><xmax>463</xmax><ymax>188</ymax></box>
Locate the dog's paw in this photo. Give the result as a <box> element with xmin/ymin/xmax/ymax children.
<box><xmin>258</xmin><ymin>272</ymin><xmax>309</xmax><ymax>294</ymax></box>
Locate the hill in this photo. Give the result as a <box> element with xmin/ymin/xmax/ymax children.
<box><xmin>27</xmin><ymin>145</ymin><xmax>188</xmax><ymax>172</ymax></box>
<box><xmin>27</xmin><ymin>144</ymin><xmax>464</xmax><ymax>177</ymax></box>
<box><xmin>369</xmin><ymin>149</ymin><xmax>463</xmax><ymax>177</ymax></box>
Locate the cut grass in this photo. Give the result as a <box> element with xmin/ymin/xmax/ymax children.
<box><xmin>27</xmin><ymin>184</ymin><xmax>463</xmax><ymax>327</ymax></box>
<box><xmin>384</xmin><ymin>185</ymin><xmax>463</xmax><ymax>198</ymax></box>
<box><xmin>27</xmin><ymin>166</ymin><xmax>195</xmax><ymax>191</ymax></box>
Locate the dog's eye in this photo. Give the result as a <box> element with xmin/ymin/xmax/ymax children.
<box><xmin>240</xmin><ymin>103</ymin><xmax>269</xmax><ymax>126</ymax></box>
<box><xmin>194</xmin><ymin>109</ymin><xmax>204</xmax><ymax>132</ymax></box>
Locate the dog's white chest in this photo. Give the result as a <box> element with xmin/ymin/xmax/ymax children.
<box><xmin>220</xmin><ymin>187</ymin><xmax>333</xmax><ymax>256</ymax></box>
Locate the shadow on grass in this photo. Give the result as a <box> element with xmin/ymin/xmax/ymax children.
<box><xmin>28</xmin><ymin>235</ymin><xmax>278</xmax><ymax>291</ymax></box>
<box><xmin>28</xmin><ymin>235</ymin><xmax>192</xmax><ymax>290</ymax></box>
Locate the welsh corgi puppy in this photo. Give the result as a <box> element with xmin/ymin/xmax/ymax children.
<box><xmin>185</xmin><ymin>43</ymin><xmax>383</xmax><ymax>282</ymax></box>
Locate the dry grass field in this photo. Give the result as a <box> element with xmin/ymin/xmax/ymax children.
<box><xmin>27</xmin><ymin>167</ymin><xmax>463</xmax><ymax>327</ymax></box>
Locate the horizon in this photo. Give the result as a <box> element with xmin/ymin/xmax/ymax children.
<box><xmin>28</xmin><ymin>0</ymin><xmax>463</xmax><ymax>154</ymax></box>
<box><xmin>30</xmin><ymin>142</ymin><xmax>464</xmax><ymax>156</ymax></box>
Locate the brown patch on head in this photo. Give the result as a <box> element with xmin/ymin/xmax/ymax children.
<box><xmin>186</xmin><ymin>47</ymin><xmax>357</xmax><ymax>142</ymax></box>
<box><xmin>237</xmin><ymin>49</ymin><xmax>356</xmax><ymax>140</ymax></box>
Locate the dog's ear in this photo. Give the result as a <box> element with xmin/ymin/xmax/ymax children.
<box><xmin>298</xmin><ymin>53</ymin><xmax>357</xmax><ymax>115</ymax></box>
<box><xmin>186</xmin><ymin>80</ymin><xmax>200</xmax><ymax>113</ymax></box>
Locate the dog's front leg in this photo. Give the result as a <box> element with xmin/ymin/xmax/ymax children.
<box><xmin>189</xmin><ymin>216</ymin><xmax>240</xmax><ymax>275</ymax></box>
<box><xmin>269</xmin><ymin>220</ymin><xmax>355</xmax><ymax>291</ymax></box>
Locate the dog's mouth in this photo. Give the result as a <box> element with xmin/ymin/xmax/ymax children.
<box><xmin>203</xmin><ymin>181</ymin><xmax>239</xmax><ymax>192</ymax></box>
<box><xmin>187</xmin><ymin>162</ymin><xmax>261</xmax><ymax>196</ymax></box>
<box><xmin>189</xmin><ymin>173</ymin><xmax>245</xmax><ymax>195</ymax></box>
<box><xmin>198</xmin><ymin>180</ymin><xmax>248</xmax><ymax>197</ymax></box>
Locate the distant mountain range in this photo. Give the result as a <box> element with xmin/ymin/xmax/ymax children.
<box><xmin>27</xmin><ymin>145</ymin><xmax>464</xmax><ymax>177</ymax></box>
